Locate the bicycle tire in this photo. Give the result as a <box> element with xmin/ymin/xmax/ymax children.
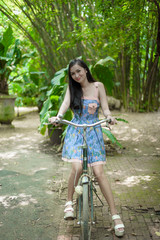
<box><xmin>81</xmin><ymin>183</ymin><xmax>89</xmax><ymax>240</ymax></box>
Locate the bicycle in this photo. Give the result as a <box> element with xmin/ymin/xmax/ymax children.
<box><xmin>53</xmin><ymin>118</ymin><xmax>110</xmax><ymax>240</ymax></box>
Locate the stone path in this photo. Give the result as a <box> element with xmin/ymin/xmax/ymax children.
<box><xmin>0</xmin><ymin>110</ymin><xmax>160</xmax><ymax>240</ymax></box>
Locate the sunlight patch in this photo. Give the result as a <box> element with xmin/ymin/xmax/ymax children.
<box><xmin>0</xmin><ymin>193</ymin><xmax>37</xmax><ymax>208</ymax></box>
<box><xmin>134</xmin><ymin>148</ymin><xmax>142</xmax><ymax>153</ymax></box>
<box><xmin>33</xmin><ymin>167</ymin><xmax>47</xmax><ymax>173</ymax></box>
<box><xmin>150</xmin><ymin>136</ymin><xmax>157</xmax><ymax>143</ymax></box>
<box><xmin>0</xmin><ymin>152</ymin><xmax>17</xmax><ymax>160</ymax></box>
<box><xmin>121</xmin><ymin>175</ymin><xmax>152</xmax><ymax>187</ymax></box>
<box><xmin>131</xmin><ymin>128</ymin><xmax>139</xmax><ymax>134</ymax></box>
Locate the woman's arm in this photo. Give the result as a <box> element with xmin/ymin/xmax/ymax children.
<box><xmin>98</xmin><ymin>82</ymin><xmax>111</xmax><ymax>117</ymax></box>
<box><xmin>98</xmin><ymin>82</ymin><xmax>116</xmax><ymax>124</ymax></box>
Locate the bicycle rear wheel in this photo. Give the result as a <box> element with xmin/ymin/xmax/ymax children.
<box><xmin>81</xmin><ymin>183</ymin><xmax>90</xmax><ymax>240</ymax></box>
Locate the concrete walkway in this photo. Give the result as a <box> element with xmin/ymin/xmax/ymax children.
<box><xmin>0</xmin><ymin>110</ymin><xmax>160</xmax><ymax>240</ymax></box>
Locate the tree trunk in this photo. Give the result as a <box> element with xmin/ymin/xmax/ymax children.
<box><xmin>119</xmin><ymin>48</ymin><xmax>127</xmax><ymax>109</ymax></box>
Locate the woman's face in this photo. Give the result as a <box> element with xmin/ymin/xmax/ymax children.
<box><xmin>70</xmin><ymin>64</ymin><xmax>87</xmax><ymax>84</ymax></box>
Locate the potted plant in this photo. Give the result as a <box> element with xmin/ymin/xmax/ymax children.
<box><xmin>0</xmin><ymin>25</ymin><xmax>24</xmax><ymax>124</ymax></box>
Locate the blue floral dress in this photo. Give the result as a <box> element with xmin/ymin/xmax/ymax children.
<box><xmin>62</xmin><ymin>83</ymin><xmax>106</xmax><ymax>166</ymax></box>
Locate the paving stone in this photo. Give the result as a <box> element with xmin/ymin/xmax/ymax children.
<box><xmin>154</xmin><ymin>206</ymin><xmax>160</xmax><ymax>212</ymax></box>
<box><xmin>127</xmin><ymin>235</ymin><xmax>138</xmax><ymax>240</ymax></box>
<box><xmin>136</xmin><ymin>214</ymin><xmax>145</xmax><ymax>223</ymax></box>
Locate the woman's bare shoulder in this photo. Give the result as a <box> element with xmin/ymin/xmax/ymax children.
<box><xmin>95</xmin><ymin>81</ymin><xmax>105</xmax><ymax>90</ymax></box>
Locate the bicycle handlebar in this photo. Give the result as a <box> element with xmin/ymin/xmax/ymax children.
<box><xmin>54</xmin><ymin>118</ymin><xmax>110</xmax><ymax>128</ymax></box>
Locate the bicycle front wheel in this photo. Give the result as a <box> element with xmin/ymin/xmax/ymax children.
<box><xmin>81</xmin><ymin>183</ymin><xmax>89</xmax><ymax>240</ymax></box>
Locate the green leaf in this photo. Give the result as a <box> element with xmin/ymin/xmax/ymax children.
<box><xmin>1</xmin><ymin>25</ymin><xmax>14</xmax><ymax>55</ymax></box>
<box><xmin>14</xmin><ymin>48</ymin><xmax>22</xmax><ymax>65</ymax></box>
<box><xmin>50</xmin><ymin>95</ymin><xmax>59</xmax><ymax>109</ymax></box>
<box><xmin>0</xmin><ymin>43</ymin><xmax>5</xmax><ymax>56</ymax></box>
<box><xmin>22</xmin><ymin>51</ymin><xmax>36</xmax><ymax>59</ymax></box>
<box><xmin>0</xmin><ymin>56</ymin><xmax>11</xmax><ymax>61</ymax></box>
<box><xmin>51</xmin><ymin>67</ymin><xmax>68</xmax><ymax>86</ymax></box>
<box><xmin>116</xmin><ymin>118</ymin><xmax>129</xmax><ymax>123</ymax></box>
<box><xmin>38</xmin><ymin>110</ymin><xmax>57</xmax><ymax>134</ymax></box>
<box><xmin>64</xmin><ymin>109</ymin><xmax>73</xmax><ymax>122</ymax></box>
<box><xmin>102</xmin><ymin>128</ymin><xmax>122</xmax><ymax>148</ymax></box>
<box><xmin>39</xmin><ymin>98</ymin><xmax>52</xmax><ymax>119</ymax></box>
<box><xmin>54</xmin><ymin>67</ymin><xmax>68</xmax><ymax>77</ymax></box>
<box><xmin>61</xmin><ymin>127</ymin><xmax>67</xmax><ymax>141</ymax></box>
<box><xmin>58</xmin><ymin>83</ymin><xmax>68</xmax><ymax>105</ymax></box>
<box><xmin>94</xmin><ymin>56</ymin><xmax>115</xmax><ymax>66</ymax></box>
<box><xmin>92</xmin><ymin>64</ymin><xmax>114</xmax><ymax>95</ymax></box>
<box><xmin>39</xmin><ymin>124</ymin><xmax>47</xmax><ymax>135</ymax></box>
<box><xmin>92</xmin><ymin>57</ymin><xmax>115</xmax><ymax>95</ymax></box>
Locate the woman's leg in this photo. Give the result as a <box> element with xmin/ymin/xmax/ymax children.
<box><xmin>67</xmin><ymin>162</ymin><xmax>83</xmax><ymax>201</ymax></box>
<box><xmin>64</xmin><ymin>162</ymin><xmax>83</xmax><ymax>220</ymax></box>
<box><xmin>92</xmin><ymin>164</ymin><xmax>117</xmax><ymax>215</ymax></box>
<box><xmin>92</xmin><ymin>164</ymin><xmax>124</xmax><ymax>230</ymax></box>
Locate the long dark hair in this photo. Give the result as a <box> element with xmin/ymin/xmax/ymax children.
<box><xmin>68</xmin><ymin>59</ymin><xmax>95</xmax><ymax>113</ymax></box>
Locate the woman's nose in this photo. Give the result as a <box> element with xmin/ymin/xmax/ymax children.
<box><xmin>75</xmin><ymin>73</ymin><xmax>79</xmax><ymax>78</ymax></box>
<box><xmin>75</xmin><ymin>73</ymin><xmax>79</xmax><ymax>77</ymax></box>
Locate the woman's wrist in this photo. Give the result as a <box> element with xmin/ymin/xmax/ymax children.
<box><xmin>104</xmin><ymin>109</ymin><xmax>111</xmax><ymax>117</ymax></box>
<box><xmin>105</xmin><ymin>112</ymin><xmax>111</xmax><ymax>118</ymax></box>
<box><xmin>57</xmin><ymin>113</ymin><xmax>64</xmax><ymax>118</ymax></box>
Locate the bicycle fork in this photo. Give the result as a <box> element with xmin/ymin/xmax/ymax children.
<box><xmin>77</xmin><ymin>127</ymin><xmax>95</xmax><ymax>225</ymax></box>
<box><xmin>77</xmin><ymin>176</ymin><xmax>95</xmax><ymax>224</ymax></box>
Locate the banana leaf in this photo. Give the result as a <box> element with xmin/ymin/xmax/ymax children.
<box><xmin>116</xmin><ymin>118</ymin><xmax>129</xmax><ymax>123</ymax></box>
<box><xmin>102</xmin><ymin>128</ymin><xmax>122</xmax><ymax>148</ymax></box>
<box><xmin>91</xmin><ymin>56</ymin><xmax>115</xmax><ymax>95</ymax></box>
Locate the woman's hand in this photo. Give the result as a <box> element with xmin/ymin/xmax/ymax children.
<box><xmin>48</xmin><ymin>116</ymin><xmax>61</xmax><ymax>126</ymax></box>
<box><xmin>107</xmin><ymin>115</ymin><xmax>117</xmax><ymax>125</ymax></box>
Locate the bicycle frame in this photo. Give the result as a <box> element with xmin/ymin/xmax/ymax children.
<box><xmin>75</xmin><ymin>125</ymin><xmax>94</xmax><ymax>240</ymax></box>
<box><xmin>51</xmin><ymin>118</ymin><xmax>109</xmax><ymax>240</ymax></box>
<box><xmin>82</xmin><ymin>126</ymin><xmax>88</xmax><ymax>173</ymax></box>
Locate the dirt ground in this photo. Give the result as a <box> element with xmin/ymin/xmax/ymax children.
<box><xmin>0</xmin><ymin>109</ymin><xmax>160</xmax><ymax>240</ymax></box>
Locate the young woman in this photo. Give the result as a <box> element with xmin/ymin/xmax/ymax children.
<box><xmin>49</xmin><ymin>59</ymin><xmax>124</xmax><ymax>237</ymax></box>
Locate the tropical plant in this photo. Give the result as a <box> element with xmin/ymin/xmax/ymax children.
<box><xmin>38</xmin><ymin>66</ymin><xmax>72</xmax><ymax>136</ymax></box>
<box><xmin>0</xmin><ymin>25</ymin><xmax>32</xmax><ymax>96</ymax></box>
<box><xmin>0</xmin><ymin>26</ymin><xmax>19</xmax><ymax>95</ymax></box>
<box><xmin>102</xmin><ymin>118</ymin><xmax>128</xmax><ymax>148</ymax></box>
<box><xmin>9</xmin><ymin>65</ymin><xmax>47</xmax><ymax>109</ymax></box>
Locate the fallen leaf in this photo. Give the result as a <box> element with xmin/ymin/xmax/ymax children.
<box><xmin>115</xmin><ymin>179</ymin><xmax>120</xmax><ymax>182</ymax></box>
<box><xmin>132</xmin><ymin>233</ymin><xmax>137</xmax><ymax>236</ymax></box>
<box><xmin>155</xmin><ymin>232</ymin><xmax>160</xmax><ymax>237</ymax></box>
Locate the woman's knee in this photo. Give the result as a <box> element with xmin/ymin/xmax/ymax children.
<box><xmin>93</xmin><ymin>165</ymin><xmax>105</xmax><ymax>180</ymax></box>
<box><xmin>71</xmin><ymin>162</ymin><xmax>83</xmax><ymax>176</ymax></box>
